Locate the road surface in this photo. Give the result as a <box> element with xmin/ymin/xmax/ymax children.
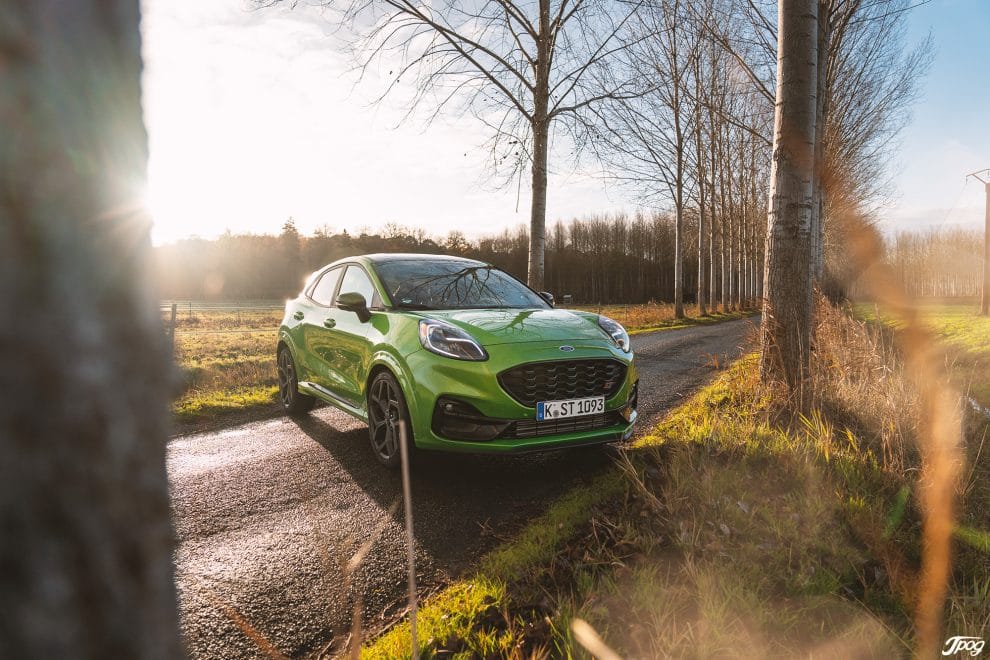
<box><xmin>169</xmin><ymin>315</ymin><xmax>758</xmax><ymax>658</ymax></box>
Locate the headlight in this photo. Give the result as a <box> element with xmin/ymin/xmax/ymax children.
<box><xmin>419</xmin><ymin>319</ymin><xmax>488</xmax><ymax>361</ymax></box>
<box><xmin>598</xmin><ymin>315</ymin><xmax>630</xmax><ymax>353</ymax></box>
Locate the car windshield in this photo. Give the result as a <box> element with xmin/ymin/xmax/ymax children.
<box><xmin>375</xmin><ymin>260</ymin><xmax>550</xmax><ymax>310</ymax></box>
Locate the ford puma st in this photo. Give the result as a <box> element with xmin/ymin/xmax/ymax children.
<box><xmin>276</xmin><ymin>254</ymin><xmax>638</xmax><ymax>467</ymax></box>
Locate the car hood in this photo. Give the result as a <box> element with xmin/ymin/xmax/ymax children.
<box><xmin>418</xmin><ymin>308</ymin><xmax>607</xmax><ymax>346</ymax></box>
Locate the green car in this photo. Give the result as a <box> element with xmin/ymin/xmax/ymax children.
<box><xmin>276</xmin><ymin>254</ymin><xmax>638</xmax><ymax>467</ymax></box>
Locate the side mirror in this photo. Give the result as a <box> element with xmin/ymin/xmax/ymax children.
<box><xmin>539</xmin><ymin>291</ymin><xmax>555</xmax><ymax>307</ymax></box>
<box><xmin>337</xmin><ymin>291</ymin><xmax>371</xmax><ymax>322</ymax></box>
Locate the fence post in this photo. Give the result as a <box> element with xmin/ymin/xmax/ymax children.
<box><xmin>169</xmin><ymin>303</ymin><xmax>177</xmax><ymax>352</ymax></box>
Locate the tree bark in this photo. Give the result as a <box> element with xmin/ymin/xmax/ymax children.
<box><xmin>760</xmin><ymin>0</ymin><xmax>819</xmax><ymax>397</ymax></box>
<box><xmin>718</xmin><ymin>128</ymin><xmax>729</xmax><ymax>312</ymax></box>
<box><xmin>709</xmin><ymin>111</ymin><xmax>719</xmax><ymax>310</ymax></box>
<box><xmin>695</xmin><ymin>83</ymin><xmax>708</xmax><ymax>317</ymax></box>
<box><xmin>0</xmin><ymin>2</ymin><xmax>181</xmax><ymax>658</ymax></box>
<box><xmin>810</xmin><ymin>0</ymin><xmax>831</xmax><ymax>284</ymax></box>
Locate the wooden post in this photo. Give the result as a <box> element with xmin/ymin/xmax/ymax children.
<box><xmin>966</xmin><ymin>170</ymin><xmax>990</xmax><ymax>316</ymax></box>
<box><xmin>169</xmin><ymin>303</ymin><xmax>178</xmax><ymax>351</ymax></box>
<box><xmin>983</xmin><ymin>182</ymin><xmax>989</xmax><ymax>316</ymax></box>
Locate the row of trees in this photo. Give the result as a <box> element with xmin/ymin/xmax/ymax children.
<box><xmin>252</xmin><ymin>0</ymin><xmax>929</xmax><ymax>328</ymax></box>
<box><xmin>154</xmin><ymin>214</ymin><xmax>763</xmax><ymax>307</ymax></box>
<box><xmin>156</xmin><ymin>220</ymin><xmax>988</xmax><ymax>305</ymax></box>
<box><xmin>883</xmin><ymin>228</ymin><xmax>985</xmax><ymax>299</ymax></box>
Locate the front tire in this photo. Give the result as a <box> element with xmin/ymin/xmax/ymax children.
<box><xmin>367</xmin><ymin>371</ymin><xmax>413</xmax><ymax>469</ymax></box>
<box><xmin>277</xmin><ymin>346</ymin><xmax>315</xmax><ymax>416</ymax></box>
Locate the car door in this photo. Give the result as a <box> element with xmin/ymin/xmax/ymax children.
<box><xmin>324</xmin><ymin>264</ymin><xmax>378</xmax><ymax>407</ymax></box>
<box><xmin>299</xmin><ymin>266</ymin><xmax>343</xmax><ymax>390</ymax></box>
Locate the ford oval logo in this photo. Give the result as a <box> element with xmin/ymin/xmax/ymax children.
<box><xmin>558</xmin><ymin>345</ymin><xmax>575</xmax><ymax>352</ymax></box>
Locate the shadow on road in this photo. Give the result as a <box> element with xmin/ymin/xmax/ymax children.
<box><xmin>292</xmin><ymin>414</ymin><xmax>616</xmax><ymax>571</ymax></box>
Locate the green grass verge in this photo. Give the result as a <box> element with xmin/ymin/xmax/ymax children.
<box><xmin>173</xmin><ymin>385</ymin><xmax>279</xmax><ymax>420</ymax></box>
<box><xmin>365</xmin><ymin>472</ymin><xmax>626</xmax><ymax>658</ymax></box>
<box><xmin>853</xmin><ymin>302</ymin><xmax>990</xmax><ymax>407</ymax></box>
<box><xmin>364</xmin><ymin>304</ymin><xmax>990</xmax><ymax>658</ymax></box>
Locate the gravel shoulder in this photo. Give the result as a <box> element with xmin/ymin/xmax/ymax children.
<box><xmin>169</xmin><ymin>316</ymin><xmax>759</xmax><ymax>658</ymax></box>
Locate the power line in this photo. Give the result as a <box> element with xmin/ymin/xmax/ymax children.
<box><xmin>937</xmin><ymin>177</ymin><xmax>971</xmax><ymax>226</ymax></box>
<box><xmin>848</xmin><ymin>0</ymin><xmax>935</xmax><ymax>26</ymax></box>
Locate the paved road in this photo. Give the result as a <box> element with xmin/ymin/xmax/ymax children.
<box><xmin>169</xmin><ymin>316</ymin><xmax>758</xmax><ymax>658</ymax></box>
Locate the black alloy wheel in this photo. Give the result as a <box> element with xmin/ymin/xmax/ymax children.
<box><xmin>277</xmin><ymin>347</ymin><xmax>315</xmax><ymax>416</ymax></box>
<box><xmin>367</xmin><ymin>371</ymin><xmax>412</xmax><ymax>468</ymax></box>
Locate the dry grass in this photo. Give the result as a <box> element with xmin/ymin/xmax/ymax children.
<box><xmin>165</xmin><ymin>309</ymin><xmax>284</xmax><ymax>432</ymax></box>
<box><xmin>856</xmin><ymin>302</ymin><xmax>990</xmax><ymax>408</ymax></box>
<box><xmin>363</xmin><ymin>300</ymin><xmax>990</xmax><ymax>658</ymax></box>
<box><xmin>573</xmin><ymin>302</ymin><xmax>988</xmax><ymax>656</ymax></box>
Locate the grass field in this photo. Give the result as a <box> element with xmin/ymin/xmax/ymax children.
<box><xmin>855</xmin><ymin>301</ymin><xmax>990</xmax><ymax>406</ymax></box>
<box><xmin>165</xmin><ymin>302</ymin><xmax>755</xmax><ymax>434</ymax></box>
<box><xmin>168</xmin><ymin>309</ymin><xmax>284</xmax><ymax>431</ymax></box>
<box><xmin>364</xmin><ymin>301</ymin><xmax>990</xmax><ymax>658</ymax></box>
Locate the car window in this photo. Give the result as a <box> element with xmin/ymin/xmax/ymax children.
<box><xmin>336</xmin><ymin>265</ymin><xmax>377</xmax><ymax>307</ymax></box>
<box><xmin>309</xmin><ymin>267</ymin><xmax>342</xmax><ymax>306</ymax></box>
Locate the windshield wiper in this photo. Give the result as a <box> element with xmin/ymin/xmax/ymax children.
<box><xmin>394</xmin><ymin>302</ymin><xmax>435</xmax><ymax>310</ymax></box>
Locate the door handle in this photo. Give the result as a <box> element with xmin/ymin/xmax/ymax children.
<box><xmin>293</xmin><ymin>311</ymin><xmax>304</xmax><ymax>321</ymax></box>
<box><xmin>323</xmin><ymin>318</ymin><xmax>336</xmax><ymax>329</ymax></box>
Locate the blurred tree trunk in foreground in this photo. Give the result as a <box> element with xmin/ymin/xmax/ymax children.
<box><xmin>0</xmin><ymin>2</ymin><xmax>181</xmax><ymax>658</ymax></box>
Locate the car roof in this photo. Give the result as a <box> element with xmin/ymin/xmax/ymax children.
<box><xmin>360</xmin><ymin>253</ymin><xmax>488</xmax><ymax>266</ymax></box>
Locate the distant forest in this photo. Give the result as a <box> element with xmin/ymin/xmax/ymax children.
<box><xmin>155</xmin><ymin>214</ymin><xmax>744</xmax><ymax>304</ymax></box>
<box><xmin>154</xmin><ymin>217</ymin><xmax>984</xmax><ymax>304</ymax></box>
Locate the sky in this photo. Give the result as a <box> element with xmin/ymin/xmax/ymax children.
<box><xmin>890</xmin><ymin>0</ymin><xmax>990</xmax><ymax>232</ymax></box>
<box><xmin>140</xmin><ymin>0</ymin><xmax>989</xmax><ymax>245</ymax></box>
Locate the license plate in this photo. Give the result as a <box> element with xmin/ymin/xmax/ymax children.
<box><xmin>537</xmin><ymin>396</ymin><xmax>605</xmax><ymax>420</ymax></box>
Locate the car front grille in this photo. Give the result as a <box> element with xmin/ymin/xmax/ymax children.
<box><xmin>497</xmin><ymin>359</ymin><xmax>627</xmax><ymax>407</ymax></box>
<box><xmin>506</xmin><ymin>411</ymin><xmax>625</xmax><ymax>439</ymax></box>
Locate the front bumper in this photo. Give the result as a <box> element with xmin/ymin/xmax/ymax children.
<box><xmin>403</xmin><ymin>340</ymin><xmax>638</xmax><ymax>453</ymax></box>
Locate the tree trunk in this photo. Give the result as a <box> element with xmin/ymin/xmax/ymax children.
<box><xmin>709</xmin><ymin>119</ymin><xmax>719</xmax><ymax>310</ymax></box>
<box><xmin>670</xmin><ymin>17</ymin><xmax>685</xmax><ymax>320</ymax></box>
<box><xmin>527</xmin><ymin>0</ymin><xmax>551</xmax><ymax>291</ymax></box>
<box><xmin>810</xmin><ymin>0</ymin><xmax>831</xmax><ymax>284</ymax></box>
<box><xmin>696</xmin><ymin>94</ymin><xmax>708</xmax><ymax>317</ymax></box>
<box><xmin>719</xmin><ymin>133</ymin><xmax>730</xmax><ymax>312</ymax></box>
<box><xmin>760</xmin><ymin>0</ymin><xmax>819</xmax><ymax>397</ymax></box>
<box><xmin>727</xmin><ymin>145</ymin><xmax>737</xmax><ymax>311</ymax></box>
<box><xmin>0</xmin><ymin>2</ymin><xmax>181</xmax><ymax>658</ymax></box>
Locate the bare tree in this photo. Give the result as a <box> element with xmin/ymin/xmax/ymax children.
<box><xmin>693</xmin><ymin>48</ymin><xmax>708</xmax><ymax>316</ymax></box>
<box><xmin>727</xmin><ymin>0</ymin><xmax>932</xmax><ymax>288</ymax></box>
<box><xmin>759</xmin><ymin>0</ymin><xmax>818</xmax><ymax>395</ymax></box>
<box><xmin>263</xmin><ymin>0</ymin><xmax>644</xmax><ymax>290</ymax></box>
<box><xmin>590</xmin><ymin>0</ymin><xmax>702</xmax><ymax>317</ymax></box>
<box><xmin>0</xmin><ymin>2</ymin><xmax>181</xmax><ymax>657</ymax></box>
<box><xmin>817</xmin><ymin>0</ymin><xmax>933</xmax><ymax>288</ymax></box>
